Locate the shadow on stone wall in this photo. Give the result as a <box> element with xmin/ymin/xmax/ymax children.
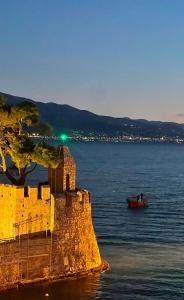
<box><xmin>0</xmin><ymin>273</ymin><xmax>102</xmax><ymax>300</ymax></box>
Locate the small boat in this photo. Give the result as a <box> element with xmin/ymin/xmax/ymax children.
<box><xmin>127</xmin><ymin>196</ymin><xmax>148</xmax><ymax>208</ymax></box>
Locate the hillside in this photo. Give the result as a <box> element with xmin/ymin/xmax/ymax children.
<box><xmin>1</xmin><ymin>91</ymin><xmax>184</xmax><ymax>138</ymax></box>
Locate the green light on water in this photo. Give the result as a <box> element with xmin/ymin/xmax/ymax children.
<box><xmin>60</xmin><ymin>134</ymin><xmax>68</xmax><ymax>142</ymax></box>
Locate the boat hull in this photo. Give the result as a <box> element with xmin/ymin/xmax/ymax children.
<box><xmin>127</xmin><ymin>198</ymin><xmax>148</xmax><ymax>208</ymax></box>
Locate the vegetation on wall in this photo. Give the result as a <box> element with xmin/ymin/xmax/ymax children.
<box><xmin>0</xmin><ymin>95</ymin><xmax>60</xmax><ymax>185</ymax></box>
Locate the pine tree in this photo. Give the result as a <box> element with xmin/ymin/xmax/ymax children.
<box><xmin>0</xmin><ymin>95</ymin><xmax>60</xmax><ymax>185</ymax></box>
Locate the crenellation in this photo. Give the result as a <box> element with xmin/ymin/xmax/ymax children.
<box><xmin>41</xmin><ymin>185</ymin><xmax>51</xmax><ymax>200</ymax></box>
<box><xmin>65</xmin><ymin>193</ymin><xmax>73</xmax><ymax>207</ymax></box>
<box><xmin>28</xmin><ymin>186</ymin><xmax>39</xmax><ymax>201</ymax></box>
<box><xmin>0</xmin><ymin>184</ymin><xmax>52</xmax><ymax>239</ymax></box>
<box><xmin>24</xmin><ymin>186</ymin><xmax>29</xmax><ymax>197</ymax></box>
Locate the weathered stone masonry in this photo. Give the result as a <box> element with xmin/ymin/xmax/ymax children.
<box><xmin>0</xmin><ymin>146</ymin><xmax>107</xmax><ymax>291</ymax></box>
<box><xmin>0</xmin><ymin>184</ymin><xmax>52</xmax><ymax>239</ymax></box>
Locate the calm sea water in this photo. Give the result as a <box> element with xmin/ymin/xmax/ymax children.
<box><xmin>2</xmin><ymin>142</ymin><xmax>184</xmax><ymax>300</ymax></box>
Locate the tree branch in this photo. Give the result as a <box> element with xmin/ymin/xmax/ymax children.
<box><xmin>5</xmin><ymin>168</ymin><xmax>20</xmax><ymax>185</ymax></box>
<box><xmin>25</xmin><ymin>163</ymin><xmax>37</xmax><ymax>176</ymax></box>
<box><xmin>0</xmin><ymin>146</ymin><xmax>7</xmax><ymax>172</ymax></box>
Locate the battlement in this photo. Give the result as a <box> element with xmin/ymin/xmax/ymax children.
<box><xmin>0</xmin><ymin>184</ymin><xmax>51</xmax><ymax>199</ymax></box>
<box><xmin>0</xmin><ymin>184</ymin><xmax>92</xmax><ymax>241</ymax></box>
<box><xmin>54</xmin><ymin>189</ymin><xmax>91</xmax><ymax>208</ymax></box>
<box><xmin>0</xmin><ymin>184</ymin><xmax>53</xmax><ymax>240</ymax></box>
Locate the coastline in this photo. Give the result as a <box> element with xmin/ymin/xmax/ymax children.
<box><xmin>0</xmin><ymin>260</ymin><xmax>109</xmax><ymax>293</ymax></box>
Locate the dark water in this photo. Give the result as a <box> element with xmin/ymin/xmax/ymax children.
<box><xmin>2</xmin><ymin>143</ymin><xmax>184</xmax><ymax>300</ymax></box>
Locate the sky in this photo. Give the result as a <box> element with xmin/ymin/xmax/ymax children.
<box><xmin>1</xmin><ymin>0</ymin><xmax>184</xmax><ymax>122</ymax></box>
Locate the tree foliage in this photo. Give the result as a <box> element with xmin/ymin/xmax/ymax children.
<box><xmin>0</xmin><ymin>95</ymin><xmax>60</xmax><ymax>185</ymax></box>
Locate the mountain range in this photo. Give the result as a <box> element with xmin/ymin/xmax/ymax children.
<box><xmin>1</xmin><ymin>91</ymin><xmax>184</xmax><ymax>138</ymax></box>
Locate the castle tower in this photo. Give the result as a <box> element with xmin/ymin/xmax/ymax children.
<box><xmin>48</xmin><ymin>146</ymin><xmax>76</xmax><ymax>194</ymax></box>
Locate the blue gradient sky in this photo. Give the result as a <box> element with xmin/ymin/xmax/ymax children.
<box><xmin>1</xmin><ymin>0</ymin><xmax>184</xmax><ymax>122</ymax></box>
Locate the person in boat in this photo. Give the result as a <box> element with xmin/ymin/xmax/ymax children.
<box><xmin>140</xmin><ymin>193</ymin><xmax>144</xmax><ymax>201</ymax></box>
<box><xmin>136</xmin><ymin>194</ymin><xmax>140</xmax><ymax>202</ymax></box>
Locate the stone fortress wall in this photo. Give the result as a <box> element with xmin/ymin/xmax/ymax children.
<box><xmin>0</xmin><ymin>184</ymin><xmax>53</xmax><ymax>240</ymax></box>
<box><xmin>0</xmin><ymin>146</ymin><xmax>107</xmax><ymax>291</ymax></box>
